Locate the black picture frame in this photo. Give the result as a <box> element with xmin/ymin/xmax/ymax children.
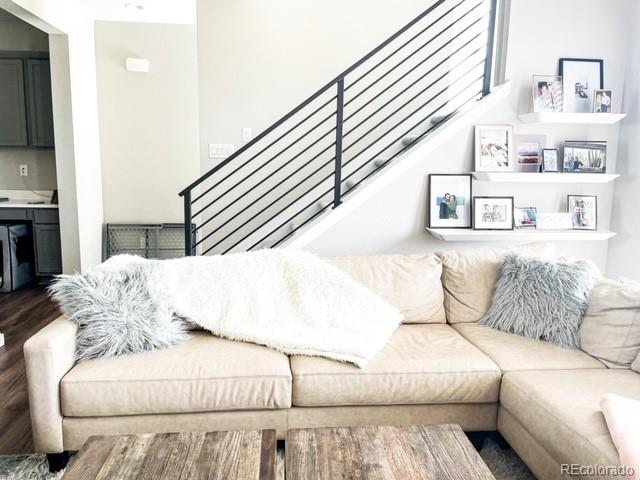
<box><xmin>427</xmin><ymin>174</ymin><xmax>473</xmax><ymax>229</ymax></box>
<box><xmin>473</xmin><ymin>196</ymin><xmax>515</xmax><ymax>231</ymax></box>
<box><xmin>542</xmin><ymin>148</ymin><xmax>560</xmax><ymax>172</ymax></box>
<box><xmin>558</xmin><ymin>58</ymin><xmax>604</xmax><ymax>88</ymax></box>
<box><xmin>568</xmin><ymin>195</ymin><xmax>598</xmax><ymax>231</ymax></box>
<box><xmin>558</xmin><ymin>58</ymin><xmax>604</xmax><ymax>113</ymax></box>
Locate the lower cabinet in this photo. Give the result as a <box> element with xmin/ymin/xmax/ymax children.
<box><xmin>34</xmin><ymin>224</ymin><xmax>62</xmax><ymax>275</ymax></box>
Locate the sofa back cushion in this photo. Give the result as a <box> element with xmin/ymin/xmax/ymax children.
<box><xmin>439</xmin><ymin>243</ymin><xmax>556</xmax><ymax>324</ymax></box>
<box><xmin>580</xmin><ymin>278</ymin><xmax>640</xmax><ymax>368</ymax></box>
<box><xmin>326</xmin><ymin>254</ymin><xmax>445</xmax><ymax>323</ymax></box>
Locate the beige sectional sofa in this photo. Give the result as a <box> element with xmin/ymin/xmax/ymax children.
<box><xmin>24</xmin><ymin>246</ymin><xmax>640</xmax><ymax>479</ymax></box>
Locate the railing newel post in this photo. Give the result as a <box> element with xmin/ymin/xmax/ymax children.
<box><xmin>334</xmin><ymin>78</ymin><xmax>345</xmax><ymax>208</ymax></box>
<box><xmin>183</xmin><ymin>191</ymin><xmax>193</xmax><ymax>256</ymax></box>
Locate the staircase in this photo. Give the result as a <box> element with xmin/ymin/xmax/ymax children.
<box><xmin>180</xmin><ymin>0</ymin><xmax>499</xmax><ymax>256</ymax></box>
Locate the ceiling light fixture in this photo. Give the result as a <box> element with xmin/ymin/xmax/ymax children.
<box><xmin>124</xmin><ymin>2</ymin><xmax>145</xmax><ymax>11</ymax></box>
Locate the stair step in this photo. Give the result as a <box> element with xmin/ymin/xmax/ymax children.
<box><xmin>402</xmin><ymin>136</ymin><xmax>418</xmax><ymax>146</ymax></box>
<box><xmin>430</xmin><ymin>111</ymin><xmax>458</xmax><ymax>125</ymax></box>
<box><xmin>373</xmin><ymin>157</ymin><xmax>390</xmax><ymax>168</ymax></box>
<box><xmin>316</xmin><ymin>200</ymin><xmax>330</xmax><ymax>210</ymax></box>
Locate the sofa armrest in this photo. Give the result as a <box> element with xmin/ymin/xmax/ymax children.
<box><xmin>23</xmin><ymin>316</ymin><xmax>77</xmax><ymax>453</ymax></box>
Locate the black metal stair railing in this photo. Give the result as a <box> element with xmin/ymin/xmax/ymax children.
<box><xmin>180</xmin><ymin>0</ymin><xmax>499</xmax><ymax>256</ymax></box>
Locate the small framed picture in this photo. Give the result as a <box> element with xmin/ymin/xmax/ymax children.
<box><xmin>475</xmin><ymin>125</ymin><xmax>513</xmax><ymax>172</ymax></box>
<box><xmin>427</xmin><ymin>174</ymin><xmax>472</xmax><ymax>229</ymax></box>
<box><xmin>514</xmin><ymin>207</ymin><xmax>537</xmax><ymax>229</ymax></box>
<box><xmin>515</xmin><ymin>134</ymin><xmax>546</xmax><ymax>170</ymax></box>
<box><xmin>542</xmin><ymin>148</ymin><xmax>560</xmax><ymax>172</ymax></box>
<box><xmin>559</xmin><ymin>58</ymin><xmax>604</xmax><ymax>113</ymax></box>
<box><xmin>593</xmin><ymin>89</ymin><xmax>612</xmax><ymax>113</ymax></box>
<box><xmin>473</xmin><ymin>196</ymin><xmax>514</xmax><ymax>230</ymax></box>
<box><xmin>563</xmin><ymin>141</ymin><xmax>607</xmax><ymax>173</ymax></box>
<box><xmin>532</xmin><ymin>75</ymin><xmax>563</xmax><ymax>112</ymax></box>
<box><xmin>568</xmin><ymin>195</ymin><xmax>597</xmax><ymax>230</ymax></box>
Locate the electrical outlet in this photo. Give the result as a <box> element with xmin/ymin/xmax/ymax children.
<box><xmin>19</xmin><ymin>164</ymin><xmax>28</xmax><ymax>177</ymax></box>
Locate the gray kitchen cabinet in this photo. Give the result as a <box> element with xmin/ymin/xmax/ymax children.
<box><xmin>0</xmin><ymin>207</ymin><xmax>62</xmax><ymax>276</ymax></box>
<box><xmin>34</xmin><ymin>224</ymin><xmax>62</xmax><ymax>274</ymax></box>
<box><xmin>26</xmin><ymin>59</ymin><xmax>55</xmax><ymax>147</ymax></box>
<box><xmin>0</xmin><ymin>59</ymin><xmax>28</xmax><ymax>146</ymax></box>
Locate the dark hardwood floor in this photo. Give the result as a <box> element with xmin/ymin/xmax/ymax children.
<box><xmin>0</xmin><ymin>286</ymin><xmax>60</xmax><ymax>454</ymax></box>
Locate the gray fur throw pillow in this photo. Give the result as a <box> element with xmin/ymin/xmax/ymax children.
<box><xmin>48</xmin><ymin>260</ymin><xmax>188</xmax><ymax>362</ymax></box>
<box><xmin>480</xmin><ymin>254</ymin><xmax>599</xmax><ymax>348</ymax></box>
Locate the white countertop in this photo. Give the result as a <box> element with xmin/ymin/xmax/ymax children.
<box><xmin>0</xmin><ymin>201</ymin><xmax>59</xmax><ymax>209</ymax></box>
<box><xmin>0</xmin><ymin>190</ymin><xmax>57</xmax><ymax>209</ymax></box>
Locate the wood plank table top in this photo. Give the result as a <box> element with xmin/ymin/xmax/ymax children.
<box><xmin>62</xmin><ymin>430</ymin><xmax>276</xmax><ymax>480</ymax></box>
<box><xmin>285</xmin><ymin>424</ymin><xmax>496</xmax><ymax>480</ymax></box>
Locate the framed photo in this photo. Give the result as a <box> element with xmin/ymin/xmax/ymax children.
<box><xmin>563</xmin><ymin>141</ymin><xmax>607</xmax><ymax>173</ymax></box>
<box><xmin>475</xmin><ymin>125</ymin><xmax>513</xmax><ymax>172</ymax></box>
<box><xmin>558</xmin><ymin>58</ymin><xmax>604</xmax><ymax>113</ymax></box>
<box><xmin>542</xmin><ymin>148</ymin><xmax>560</xmax><ymax>172</ymax></box>
<box><xmin>568</xmin><ymin>195</ymin><xmax>597</xmax><ymax>230</ymax></box>
<box><xmin>514</xmin><ymin>207</ymin><xmax>537</xmax><ymax>229</ymax></box>
<box><xmin>532</xmin><ymin>75</ymin><xmax>563</xmax><ymax>112</ymax></box>
<box><xmin>427</xmin><ymin>174</ymin><xmax>472</xmax><ymax>229</ymax></box>
<box><xmin>515</xmin><ymin>134</ymin><xmax>546</xmax><ymax>170</ymax></box>
<box><xmin>593</xmin><ymin>89</ymin><xmax>612</xmax><ymax>113</ymax></box>
<box><xmin>473</xmin><ymin>196</ymin><xmax>514</xmax><ymax>230</ymax></box>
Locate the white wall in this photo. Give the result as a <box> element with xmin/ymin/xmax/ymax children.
<box><xmin>607</xmin><ymin>2</ymin><xmax>640</xmax><ymax>282</ymax></box>
<box><xmin>0</xmin><ymin>8</ymin><xmax>57</xmax><ymax>191</ymax></box>
<box><xmin>94</xmin><ymin>21</ymin><xmax>200</xmax><ymax>224</ymax></box>
<box><xmin>197</xmin><ymin>0</ymin><xmax>630</xmax><ymax>272</ymax></box>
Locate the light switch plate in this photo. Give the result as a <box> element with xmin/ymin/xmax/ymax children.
<box><xmin>242</xmin><ymin>128</ymin><xmax>253</xmax><ymax>143</ymax></box>
<box><xmin>209</xmin><ymin>144</ymin><xmax>235</xmax><ymax>159</ymax></box>
<box><xmin>19</xmin><ymin>164</ymin><xmax>28</xmax><ymax>176</ymax></box>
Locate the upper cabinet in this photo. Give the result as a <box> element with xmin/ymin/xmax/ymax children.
<box><xmin>0</xmin><ymin>53</ymin><xmax>54</xmax><ymax>149</ymax></box>
<box><xmin>0</xmin><ymin>58</ymin><xmax>28</xmax><ymax>146</ymax></box>
<box><xmin>25</xmin><ymin>59</ymin><xmax>55</xmax><ymax>147</ymax></box>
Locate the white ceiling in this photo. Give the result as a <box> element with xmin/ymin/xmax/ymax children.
<box><xmin>91</xmin><ymin>0</ymin><xmax>196</xmax><ymax>25</ymax></box>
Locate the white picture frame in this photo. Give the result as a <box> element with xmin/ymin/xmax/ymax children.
<box><xmin>474</xmin><ymin>125</ymin><xmax>513</xmax><ymax>172</ymax></box>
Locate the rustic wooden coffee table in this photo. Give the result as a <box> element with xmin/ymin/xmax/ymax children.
<box><xmin>286</xmin><ymin>424</ymin><xmax>496</xmax><ymax>480</ymax></box>
<box><xmin>62</xmin><ymin>430</ymin><xmax>276</xmax><ymax>480</ymax></box>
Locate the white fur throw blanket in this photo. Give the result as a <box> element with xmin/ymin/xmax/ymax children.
<box><xmin>50</xmin><ymin>250</ymin><xmax>402</xmax><ymax>367</ymax></box>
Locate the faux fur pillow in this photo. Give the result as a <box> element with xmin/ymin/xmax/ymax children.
<box><xmin>48</xmin><ymin>259</ymin><xmax>189</xmax><ymax>362</ymax></box>
<box><xmin>481</xmin><ymin>254</ymin><xmax>599</xmax><ymax>348</ymax></box>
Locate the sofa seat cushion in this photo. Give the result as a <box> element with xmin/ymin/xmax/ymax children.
<box><xmin>61</xmin><ymin>332</ymin><xmax>292</xmax><ymax>417</ymax></box>
<box><xmin>325</xmin><ymin>254</ymin><xmax>446</xmax><ymax>323</ymax></box>
<box><xmin>500</xmin><ymin>369</ymin><xmax>640</xmax><ymax>469</ymax></box>
<box><xmin>453</xmin><ymin>323</ymin><xmax>605</xmax><ymax>372</ymax></box>
<box><xmin>290</xmin><ymin>324</ymin><xmax>501</xmax><ymax>407</ymax></box>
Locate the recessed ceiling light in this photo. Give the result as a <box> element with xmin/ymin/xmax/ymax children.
<box><xmin>124</xmin><ymin>2</ymin><xmax>145</xmax><ymax>11</ymax></box>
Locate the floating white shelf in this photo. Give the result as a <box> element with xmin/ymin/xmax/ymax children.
<box><xmin>518</xmin><ymin>112</ymin><xmax>626</xmax><ymax>125</ymax></box>
<box><xmin>426</xmin><ymin>228</ymin><xmax>616</xmax><ymax>242</ymax></box>
<box><xmin>471</xmin><ymin>172</ymin><xmax>620</xmax><ymax>184</ymax></box>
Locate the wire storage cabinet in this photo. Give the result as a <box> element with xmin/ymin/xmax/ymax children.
<box><xmin>106</xmin><ymin>224</ymin><xmax>195</xmax><ymax>260</ymax></box>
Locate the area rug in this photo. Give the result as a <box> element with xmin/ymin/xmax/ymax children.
<box><xmin>0</xmin><ymin>440</ymin><xmax>533</xmax><ymax>480</ymax></box>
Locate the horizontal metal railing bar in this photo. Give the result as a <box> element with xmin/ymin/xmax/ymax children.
<box><xmin>342</xmin><ymin>69</ymin><xmax>486</xmax><ymax>168</ymax></box>
<box><xmin>181</xmin><ymin>0</ymin><xmax>446</xmax><ymax>196</ymax></box>
<box><xmin>194</xmin><ymin>143</ymin><xmax>336</xmax><ymax>246</ymax></box>
<box><xmin>267</xmin><ymin>202</ymin><xmax>333</xmax><ymax>249</ymax></box>
<box><xmin>193</xmin><ymin>130</ymin><xmax>336</xmax><ymax>234</ymax></box>
<box><xmin>342</xmin><ymin>85</ymin><xmax>484</xmax><ymax>187</ymax></box>
<box><xmin>344</xmin><ymin>1</ymin><xmax>487</xmax><ymax>109</ymax></box>
<box><xmin>192</xmin><ymin>102</ymin><xmax>337</xmax><ymax>205</ymax></box>
<box><xmin>342</xmin><ymin>41</ymin><xmax>487</xmax><ymax>146</ymax></box>
<box><xmin>342</xmin><ymin>92</ymin><xmax>482</xmax><ymax>195</ymax></box>
<box><xmin>206</xmin><ymin>163</ymin><xmax>338</xmax><ymax>254</ymax></box>
<box><xmin>228</xmin><ymin>187</ymin><xmax>333</xmax><ymax>255</ymax></box>
<box><xmin>345</xmin><ymin>0</ymin><xmax>467</xmax><ymax>91</ymax></box>
<box><xmin>192</xmin><ymin>116</ymin><xmax>336</xmax><ymax>219</ymax></box>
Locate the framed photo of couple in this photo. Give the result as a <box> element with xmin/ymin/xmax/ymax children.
<box><xmin>427</xmin><ymin>174</ymin><xmax>472</xmax><ymax>229</ymax></box>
